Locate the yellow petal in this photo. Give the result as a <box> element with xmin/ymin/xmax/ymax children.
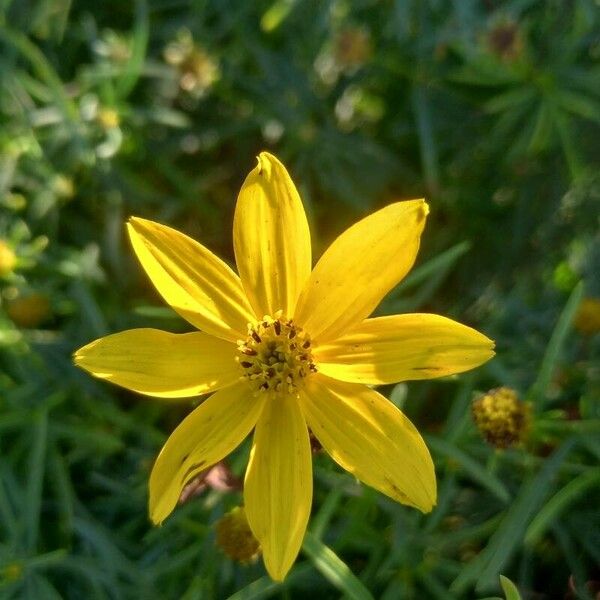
<box><xmin>149</xmin><ymin>382</ymin><xmax>264</xmax><ymax>524</ymax></box>
<box><xmin>128</xmin><ymin>217</ymin><xmax>255</xmax><ymax>343</ymax></box>
<box><xmin>244</xmin><ymin>395</ymin><xmax>312</xmax><ymax>581</ymax></box>
<box><xmin>299</xmin><ymin>374</ymin><xmax>436</xmax><ymax>512</ymax></box>
<box><xmin>295</xmin><ymin>200</ymin><xmax>428</xmax><ymax>343</ymax></box>
<box><xmin>233</xmin><ymin>152</ymin><xmax>311</xmax><ymax>318</ymax></box>
<box><xmin>315</xmin><ymin>313</ymin><xmax>495</xmax><ymax>384</ymax></box>
<box><xmin>74</xmin><ymin>328</ymin><xmax>240</xmax><ymax>398</ymax></box>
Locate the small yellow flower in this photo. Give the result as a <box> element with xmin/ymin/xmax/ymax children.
<box><xmin>472</xmin><ymin>387</ymin><xmax>530</xmax><ymax>449</ymax></box>
<box><xmin>215</xmin><ymin>506</ymin><xmax>261</xmax><ymax>563</ymax></box>
<box><xmin>0</xmin><ymin>240</ymin><xmax>17</xmax><ymax>277</ymax></box>
<box><xmin>74</xmin><ymin>152</ymin><xmax>494</xmax><ymax>581</ymax></box>
<box><xmin>97</xmin><ymin>108</ymin><xmax>120</xmax><ymax>130</ymax></box>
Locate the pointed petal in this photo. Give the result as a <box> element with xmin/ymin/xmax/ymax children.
<box><xmin>295</xmin><ymin>200</ymin><xmax>428</xmax><ymax>343</ymax></box>
<box><xmin>149</xmin><ymin>382</ymin><xmax>264</xmax><ymax>524</ymax></box>
<box><xmin>299</xmin><ymin>375</ymin><xmax>436</xmax><ymax>512</ymax></box>
<box><xmin>315</xmin><ymin>314</ymin><xmax>495</xmax><ymax>384</ymax></box>
<box><xmin>233</xmin><ymin>152</ymin><xmax>311</xmax><ymax>318</ymax></box>
<box><xmin>128</xmin><ymin>217</ymin><xmax>255</xmax><ymax>342</ymax></box>
<box><xmin>74</xmin><ymin>328</ymin><xmax>240</xmax><ymax>398</ymax></box>
<box><xmin>244</xmin><ymin>395</ymin><xmax>312</xmax><ymax>581</ymax></box>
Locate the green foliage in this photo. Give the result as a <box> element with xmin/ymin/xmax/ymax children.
<box><xmin>1</xmin><ymin>0</ymin><xmax>599</xmax><ymax>598</ymax></box>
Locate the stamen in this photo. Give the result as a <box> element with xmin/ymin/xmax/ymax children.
<box><xmin>237</xmin><ymin>314</ymin><xmax>317</xmax><ymax>395</ymax></box>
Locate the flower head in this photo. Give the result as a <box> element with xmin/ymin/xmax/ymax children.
<box><xmin>74</xmin><ymin>152</ymin><xmax>494</xmax><ymax>580</ymax></box>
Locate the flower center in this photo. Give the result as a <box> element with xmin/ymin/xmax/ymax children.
<box><xmin>237</xmin><ymin>314</ymin><xmax>316</xmax><ymax>395</ymax></box>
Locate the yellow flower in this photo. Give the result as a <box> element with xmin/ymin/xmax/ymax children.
<box><xmin>74</xmin><ymin>152</ymin><xmax>494</xmax><ymax>581</ymax></box>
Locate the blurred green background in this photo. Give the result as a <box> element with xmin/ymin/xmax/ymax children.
<box><xmin>1</xmin><ymin>1</ymin><xmax>599</xmax><ymax>598</ymax></box>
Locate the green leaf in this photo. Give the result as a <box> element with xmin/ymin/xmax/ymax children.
<box><xmin>261</xmin><ymin>0</ymin><xmax>298</xmax><ymax>32</ymax></box>
<box><xmin>395</xmin><ymin>241</ymin><xmax>471</xmax><ymax>293</ymax></box>
<box><xmin>411</xmin><ymin>85</ymin><xmax>440</xmax><ymax>195</ymax></box>
<box><xmin>0</xmin><ymin>27</ymin><xmax>77</xmax><ymax>121</ymax></box>
<box><xmin>225</xmin><ymin>563</ymin><xmax>312</xmax><ymax>600</ymax></box>
<box><xmin>529</xmin><ymin>282</ymin><xmax>583</xmax><ymax>407</ymax></box>
<box><xmin>310</xmin><ymin>485</ymin><xmax>344</xmax><ymax>541</ymax></box>
<box><xmin>302</xmin><ymin>532</ymin><xmax>374</xmax><ymax>600</ymax></box>
<box><xmin>381</xmin><ymin>241</ymin><xmax>471</xmax><ymax>313</ymax></box>
<box><xmin>115</xmin><ymin>0</ymin><xmax>149</xmax><ymax>99</ymax></box>
<box><xmin>484</xmin><ymin>87</ymin><xmax>536</xmax><ymax>114</ymax></box>
<box><xmin>556</xmin><ymin>90</ymin><xmax>600</xmax><ymax>125</ymax></box>
<box><xmin>527</xmin><ymin>100</ymin><xmax>554</xmax><ymax>153</ymax></box>
<box><xmin>426</xmin><ymin>435</ymin><xmax>511</xmax><ymax>504</ymax></box>
<box><xmin>25</xmin><ymin>409</ymin><xmax>48</xmax><ymax>552</ymax></box>
<box><xmin>451</xmin><ymin>441</ymin><xmax>574</xmax><ymax>594</ymax></box>
<box><xmin>499</xmin><ymin>576</ymin><xmax>522</xmax><ymax>600</ymax></box>
<box><xmin>524</xmin><ymin>468</ymin><xmax>600</xmax><ymax>546</ymax></box>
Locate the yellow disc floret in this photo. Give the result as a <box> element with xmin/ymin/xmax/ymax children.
<box><xmin>237</xmin><ymin>313</ymin><xmax>316</xmax><ymax>395</ymax></box>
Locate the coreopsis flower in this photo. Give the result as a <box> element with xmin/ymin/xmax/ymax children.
<box><xmin>74</xmin><ymin>152</ymin><xmax>494</xmax><ymax>580</ymax></box>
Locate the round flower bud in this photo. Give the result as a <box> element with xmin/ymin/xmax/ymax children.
<box><xmin>472</xmin><ymin>387</ymin><xmax>530</xmax><ymax>449</ymax></box>
<box><xmin>574</xmin><ymin>297</ymin><xmax>600</xmax><ymax>336</ymax></box>
<box><xmin>215</xmin><ymin>506</ymin><xmax>260</xmax><ymax>563</ymax></box>
<box><xmin>6</xmin><ymin>293</ymin><xmax>51</xmax><ymax>328</ymax></box>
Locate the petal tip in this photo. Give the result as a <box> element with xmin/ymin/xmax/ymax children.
<box><xmin>412</xmin><ymin>198</ymin><xmax>429</xmax><ymax>220</ymax></box>
<box><xmin>72</xmin><ymin>343</ymin><xmax>92</xmax><ymax>367</ymax></box>
<box><xmin>150</xmin><ymin>512</ymin><xmax>164</xmax><ymax>526</ymax></box>
<box><xmin>126</xmin><ymin>219</ymin><xmax>139</xmax><ymax>238</ymax></box>
<box><xmin>127</xmin><ymin>216</ymin><xmax>155</xmax><ymax>233</ymax></box>
<box><xmin>264</xmin><ymin>559</ymin><xmax>290</xmax><ymax>582</ymax></box>
<box><xmin>255</xmin><ymin>151</ymin><xmax>282</xmax><ymax>178</ymax></box>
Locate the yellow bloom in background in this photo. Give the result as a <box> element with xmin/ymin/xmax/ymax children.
<box><xmin>0</xmin><ymin>240</ymin><xmax>17</xmax><ymax>277</ymax></box>
<box><xmin>74</xmin><ymin>152</ymin><xmax>494</xmax><ymax>581</ymax></box>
